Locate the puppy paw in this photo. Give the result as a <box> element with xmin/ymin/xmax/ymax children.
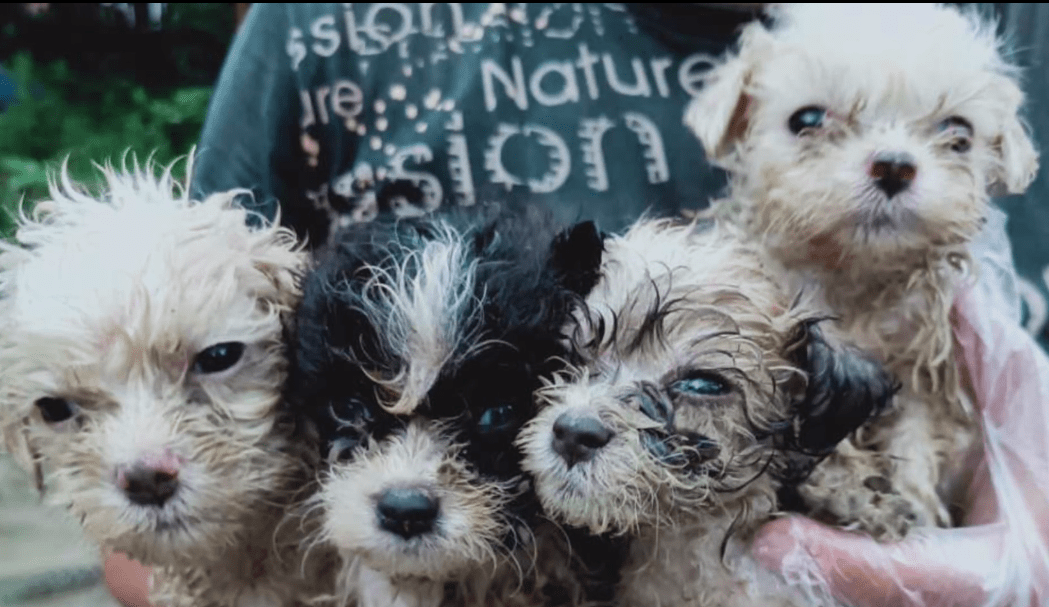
<box><xmin>793</xmin><ymin>451</ymin><xmax>940</xmax><ymax>542</ymax></box>
<box><xmin>848</xmin><ymin>477</ymin><xmax>926</xmax><ymax>541</ymax></box>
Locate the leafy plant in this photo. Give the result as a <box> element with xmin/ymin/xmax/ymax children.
<box><xmin>0</xmin><ymin>51</ymin><xmax>213</xmax><ymax>236</ymax></box>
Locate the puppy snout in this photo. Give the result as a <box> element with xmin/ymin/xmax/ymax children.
<box><xmin>869</xmin><ymin>151</ymin><xmax>917</xmax><ymax>198</ymax></box>
<box><xmin>552</xmin><ymin>413</ymin><xmax>613</xmax><ymax>467</ymax></box>
<box><xmin>376</xmin><ymin>488</ymin><xmax>440</xmax><ymax>539</ymax></box>
<box><xmin>117</xmin><ymin>465</ymin><xmax>180</xmax><ymax>507</ymax></box>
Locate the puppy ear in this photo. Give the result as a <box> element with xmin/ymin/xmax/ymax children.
<box><xmin>547</xmin><ymin>221</ymin><xmax>605</xmax><ymax>297</ymax></box>
<box><xmin>782</xmin><ymin>319</ymin><xmax>899</xmax><ymax>457</ymax></box>
<box><xmin>991</xmin><ymin>84</ymin><xmax>1040</xmax><ymax>195</ymax></box>
<box><xmin>685</xmin><ymin>24</ymin><xmax>769</xmax><ymax>163</ymax></box>
<box><xmin>248</xmin><ymin>224</ymin><xmax>309</xmax><ymax>312</ymax></box>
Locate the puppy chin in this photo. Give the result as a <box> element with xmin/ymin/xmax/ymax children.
<box><xmin>519</xmin><ymin>402</ymin><xmax>667</xmax><ymax>536</ymax></box>
<box><xmin>753</xmin><ymin>158</ymin><xmax>985</xmax><ymax>267</ymax></box>
<box><xmin>59</xmin><ymin>452</ymin><xmax>285</xmax><ymax>563</ymax></box>
<box><xmin>320</xmin><ymin>422</ymin><xmax>510</xmax><ymax>581</ymax></box>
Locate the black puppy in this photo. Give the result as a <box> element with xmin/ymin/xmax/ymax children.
<box><xmin>289</xmin><ymin>204</ymin><xmax>603</xmax><ymax>607</ymax></box>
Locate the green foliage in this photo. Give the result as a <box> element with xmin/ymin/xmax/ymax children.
<box><xmin>0</xmin><ymin>51</ymin><xmax>213</xmax><ymax>237</ymax></box>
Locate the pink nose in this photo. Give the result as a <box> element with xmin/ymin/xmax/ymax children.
<box><xmin>115</xmin><ymin>451</ymin><xmax>182</xmax><ymax>507</ymax></box>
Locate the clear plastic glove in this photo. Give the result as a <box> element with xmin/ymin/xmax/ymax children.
<box><xmin>751</xmin><ymin>282</ymin><xmax>1049</xmax><ymax>607</ymax></box>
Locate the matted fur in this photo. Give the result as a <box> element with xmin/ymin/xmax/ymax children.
<box><xmin>519</xmin><ymin>217</ymin><xmax>895</xmax><ymax>606</ymax></box>
<box><xmin>292</xmin><ymin>207</ymin><xmax>601</xmax><ymax>607</ymax></box>
<box><xmin>685</xmin><ymin>3</ymin><xmax>1040</xmax><ymax>539</ymax></box>
<box><xmin>0</xmin><ymin>157</ymin><xmax>336</xmax><ymax>606</ymax></box>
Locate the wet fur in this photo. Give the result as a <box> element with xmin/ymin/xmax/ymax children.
<box><xmin>519</xmin><ymin>217</ymin><xmax>896</xmax><ymax>606</ymax></box>
<box><xmin>686</xmin><ymin>3</ymin><xmax>1040</xmax><ymax>539</ymax></box>
<box><xmin>291</xmin><ymin>205</ymin><xmax>604</xmax><ymax>606</ymax></box>
<box><xmin>0</xmin><ymin>158</ymin><xmax>337</xmax><ymax>606</ymax></box>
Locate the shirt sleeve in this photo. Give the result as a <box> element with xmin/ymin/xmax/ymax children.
<box><xmin>189</xmin><ymin>3</ymin><xmax>300</xmax><ymax>224</ymax></box>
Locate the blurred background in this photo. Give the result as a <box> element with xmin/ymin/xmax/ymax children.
<box><xmin>0</xmin><ymin>2</ymin><xmax>248</xmax><ymax>237</ymax></box>
<box><xmin>0</xmin><ymin>5</ymin><xmax>245</xmax><ymax>606</ymax></box>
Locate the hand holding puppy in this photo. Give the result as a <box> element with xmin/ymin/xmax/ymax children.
<box><xmin>751</xmin><ymin>284</ymin><xmax>1049</xmax><ymax>607</ymax></box>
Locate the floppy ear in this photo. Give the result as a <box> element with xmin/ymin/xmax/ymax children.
<box><xmin>685</xmin><ymin>56</ymin><xmax>753</xmax><ymax>164</ymax></box>
<box><xmin>547</xmin><ymin>221</ymin><xmax>605</xmax><ymax>297</ymax></box>
<box><xmin>248</xmin><ymin>221</ymin><xmax>309</xmax><ymax>313</ymax></box>
<box><xmin>991</xmin><ymin>82</ymin><xmax>1040</xmax><ymax>195</ymax></box>
<box><xmin>781</xmin><ymin>319</ymin><xmax>899</xmax><ymax>459</ymax></box>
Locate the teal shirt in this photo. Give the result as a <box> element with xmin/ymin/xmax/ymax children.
<box><xmin>189</xmin><ymin>3</ymin><xmax>753</xmax><ymax>242</ymax></box>
<box><xmin>191</xmin><ymin>3</ymin><xmax>1049</xmax><ymax>350</ymax></box>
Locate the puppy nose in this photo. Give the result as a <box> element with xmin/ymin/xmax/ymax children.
<box><xmin>376</xmin><ymin>488</ymin><xmax>440</xmax><ymax>539</ymax></box>
<box><xmin>552</xmin><ymin>413</ymin><xmax>613</xmax><ymax>467</ymax></box>
<box><xmin>117</xmin><ymin>465</ymin><xmax>179</xmax><ymax>507</ymax></box>
<box><xmin>869</xmin><ymin>152</ymin><xmax>917</xmax><ymax>198</ymax></box>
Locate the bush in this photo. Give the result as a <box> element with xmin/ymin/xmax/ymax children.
<box><xmin>0</xmin><ymin>4</ymin><xmax>235</xmax><ymax>237</ymax></box>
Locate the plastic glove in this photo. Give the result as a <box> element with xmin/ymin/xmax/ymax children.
<box><xmin>751</xmin><ymin>283</ymin><xmax>1049</xmax><ymax>607</ymax></box>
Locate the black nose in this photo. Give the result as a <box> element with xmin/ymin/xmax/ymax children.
<box><xmin>869</xmin><ymin>152</ymin><xmax>917</xmax><ymax>198</ymax></box>
<box><xmin>552</xmin><ymin>413</ymin><xmax>613</xmax><ymax>467</ymax></box>
<box><xmin>120</xmin><ymin>466</ymin><xmax>179</xmax><ymax>507</ymax></box>
<box><xmin>376</xmin><ymin>488</ymin><xmax>440</xmax><ymax>539</ymax></box>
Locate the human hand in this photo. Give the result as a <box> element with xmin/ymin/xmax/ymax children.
<box><xmin>750</xmin><ymin>284</ymin><xmax>1049</xmax><ymax>607</ymax></box>
<box><xmin>103</xmin><ymin>550</ymin><xmax>153</xmax><ymax>607</ymax></box>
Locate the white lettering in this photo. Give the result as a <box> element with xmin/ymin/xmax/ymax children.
<box><xmin>310</xmin><ymin>15</ymin><xmax>340</xmax><ymax>57</ymax></box>
<box><xmin>623</xmin><ymin>112</ymin><xmax>670</xmax><ymax>184</ymax></box>
<box><xmin>481</xmin><ymin>57</ymin><xmax>528</xmax><ymax>111</ymax></box>
<box><xmin>575</xmin><ymin>43</ymin><xmax>600</xmax><ymax>100</ymax></box>
<box><xmin>420</xmin><ymin>3</ymin><xmax>464</xmax><ymax>38</ymax></box>
<box><xmin>529</xmin><ymin>61</ymin><xmax>580</xmax><ymax>107</ymax></box>
<box><xmin>287</xmin><ymin>28</ymin><xmax>307</xmax><ymax>71</ymax></box>
<box><xmin>650</xmin><ymin>57</ymin><xmax>673</xmax><ymax>98</ymax></box>
<box><xmin>483</xmin><ymin>123</ymin><xmax>570</xmax><ymax>193</ymax></box>
<box><xmin>602</xmin><ymin>54</ymin><xmax>651</xmax><ymax>97</ymax></box>
<box><xmin>679</xmin><ymin>54</ymin><xmax>715</xmax><ymax>97</ymax></box>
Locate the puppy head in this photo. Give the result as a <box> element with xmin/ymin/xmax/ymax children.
<box><xmin>687</xmin><ymin>4</ymin><xmax>1039</xmax><ymax>265</ymax></box>
<box><xmin>294</xmin><ymin>209</ymin><xmax>601</xmax><ymax>581</ymax></box>
<box><xmin>519</xmin><ymin>219</ymin><xmax>896</xmax><ymax>535</ymax></box>
<box><xmin>0</xmin><ymin>160</ymin><xmax>308</xmax><ymax>563</ymax></box>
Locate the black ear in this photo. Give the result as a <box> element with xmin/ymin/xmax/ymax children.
<box><xmin>548</xmin><ymin>221</ymin><xmax>606</xmax><ymax>297</ymax></box>
<box><xmin>778</xmin><ymin>319</ymin><xmax>899</xmax><ymax>469</ymax></box>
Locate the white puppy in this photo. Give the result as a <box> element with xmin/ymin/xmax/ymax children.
<box><xmin>519</xmin><ymin>217</ymin><xmax>897</xmax><ymax>606</ymax></box>
<box><xmin>686</xmin><ymin>3</ymin><xmax>1039</xmax><ymax>538</ymax></box>
<box><xmin>0</xmin><ymin>160</ymin><xmax>336</xmax><ymax>606</ymax></box>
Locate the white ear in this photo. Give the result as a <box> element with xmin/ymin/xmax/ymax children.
<box><xmin>685</xmin><ymin>54</ymin><xmax>751</xmax><ymax>163</ymax></box>
<box><xmin>990</xmin><ymin>78</ymin><xmax>1040</xmax><ymax>195</ymax></box>
<box><xmin>995</xmin><ymin>115</ymin><xmax>1040</xmax><ymax>195</ymax></box>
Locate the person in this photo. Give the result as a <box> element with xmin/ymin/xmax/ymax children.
<box><xmin>107</xmin><ymin>3</ymin><xmax>1049</xmax><ymax>606</ymax></box>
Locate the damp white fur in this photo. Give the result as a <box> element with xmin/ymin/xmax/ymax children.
<box><xmin>0</xmin><ymin>156</ymin><xmax>336</xmax><ymax>606</ymax></box>
<box><xmin>520</xmin><ymin>218</ymin><xmax>857</xmax><ymax>606</ymax></box>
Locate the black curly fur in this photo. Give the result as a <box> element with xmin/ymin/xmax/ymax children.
<box><xmin>288</xmin><ymin>203</ymin><xmax>605</xmax><ymax>544</ymax></box>
<box><xmin>773</xmin><ymin>319</ymin><xmax>901</xmax><ymax>486</ymax></box>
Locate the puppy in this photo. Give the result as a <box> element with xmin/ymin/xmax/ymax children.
<box><xmin>519</xmin><ymin>217</ymin><xmax>897</xmax><ymax>606</ymax></box>
<box><xmin>0</xmin><ymin>161</ymin><xmax>335</xmax><ymax>607</ymax></box>
<box><xmin>685</xmin><ymin>3</ymin><xmax>1040</xmax><ymax>539</ymax></box>
<box><xmin>291</xmin><ymin>206</ymin><xmax>604</xmax><ymax>607</ymax></box>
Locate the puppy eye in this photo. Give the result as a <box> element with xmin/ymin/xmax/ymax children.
<box><xmin>788</xmin><ymin>106</ymin><xmax>827</xmax><ymax>135</ymax></box>
<box><xmin>670</xmin><ymin>372</ymin><xmax>730</xmax><ymax>396</ymax></box>
<box><xmin>938</xmin><ymin>116</ymin><xmax>973</xmax><ymax>153</ymax></box>
<box><xmin>476</xmin><ymin>404</ymin><xmax>517</xmax><ymax>435</ymax></box>
<box><xmin>192</xmin><ymin>342</ymin><xmax>246</xmax><ymax>374</ymax></box>
<box><xmin>35</xmin><ymin>397</ymin><xmax>77</xmax><ymax>424</ymax></box>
